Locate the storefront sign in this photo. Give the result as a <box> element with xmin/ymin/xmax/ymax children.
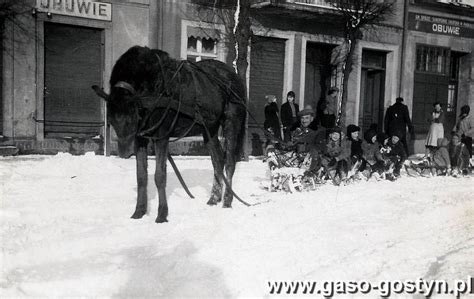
<box><xmin>408</xmin><ymin>12</ymin><xmax>474</xmax><ymax>38</ymax></box>
<box><xmin>36</xmin><ymin>0</ymin><xmax>112</xmax><ymax>21</ymax></box>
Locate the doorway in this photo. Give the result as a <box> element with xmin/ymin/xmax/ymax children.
<box><xmin>412</xmin><ymin>45</ymin><xmax>452</xmax><ymax>135</ymax></box>
<box><xmin>44</xmin><ymin>23</ymin><xmax>103</xmax><ymax>138</ymax></box>
<box><xmin>305</xmin><ymin>42</ymin><xmax>333</xmax><ymax>110</ymax></box>
<box><xmin>359</xmin><ymin>50</ymin><xmax>386</xmax><ymax>135</ymax></box>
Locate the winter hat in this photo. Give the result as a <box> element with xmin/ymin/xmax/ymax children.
<box><xmin>364</xmin><ymin>128</ymin><xmax>377</xmax><ymax>144</ymax></box>
<box><xmin>327</xmin><ymin>126</ymin><xmax>342</xmax><ymax>137</ymax></box>
<box><xmin>298</xmin><ymin>105</ymin><xmax>314</xmax><ymax>117</ymax></box>
<box><xmin>391</xmin><ymin>130</ymin><xmax>403</xmax><ymax>139</ymax></box>
<box><xmin>346</xmin><ymin>124</ymin><xmax>360</xmax><ymax>137</ymax></box>
<box><xmin>460</xmin><ymin>105</ymin><xmax>470</xmax><ymax>116</ymax></box>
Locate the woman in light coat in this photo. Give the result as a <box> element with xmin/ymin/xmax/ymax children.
<box><xmin>425</xmin><ymin>102</ymin><xmax>445</xmax><ymax>156</ymax></box>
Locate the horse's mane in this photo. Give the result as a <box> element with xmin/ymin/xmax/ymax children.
<box><xmin>110</xmin><ymin>46</ymin><xmax>178</xmax><ymax>94</ymax></box>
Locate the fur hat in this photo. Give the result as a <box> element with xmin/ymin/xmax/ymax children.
<box><xmin>364</xmin><ymin>129</ymin><xmax>377</xmax><ymax>144</ymax></box>
<box><xmin>328</xmin><ymin>126</ymin><xmax>342</xmax><ymax>136</ymax></box>
<box><xmin>346</xmin><ymin>124</ymin><xmax>360</xmax><ymax>136</ymax></box>
<box><xmin>391</xmin><ymin>130</ymin><xmax>403</xmax><ymax>138</ymax></box>
<box><xmin>460</xmin><ymin>105</ymin><xmax>470</xmax><ymax>116</ymax></box>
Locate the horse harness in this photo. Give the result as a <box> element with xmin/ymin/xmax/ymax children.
<box><xmin>113</xmin><ymin>57</ymin><xmax>255</xmax><ymax>206</ymax></box>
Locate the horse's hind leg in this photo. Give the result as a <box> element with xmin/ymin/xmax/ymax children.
<box><xmin>205</xmin><ymin>134</ymin><xmax>224</xmax><ymax>205</ymax></box>
<box><xmin>154</xmin><ymin>139</ymin><xmax>169</xmax><ymax>223</ymax></box>
<box><xmin>222</xmin><ymin>115</ymin><xmax>241</xmax><ymax>208</ymax></box>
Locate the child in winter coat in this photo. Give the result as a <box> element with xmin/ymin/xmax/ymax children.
<box><xmin>430</xmin><ymin>138</ymin><xmax>451</xmax><ymax>175</ymax></box>
<box><xmin>361</xmin><ymin>128</ymin><xmax>384</xmax><ymax>177</ymax></box>
<box><xmin>386</xmin><ymin>132</ymin><xmax>407</xmax><ymax>178</ymax></box>
<box><xmin>346</xmin><ymin>124</ymin><xmax>364</xmax><ymax>178</ymax></box>
<box><xmin>377</xmin><ymin>132</ymin><xmax>406</xmax><ymax>180</ymax></box>
<box><xmin>321</xmin><ymin>127</ymin><xmax>351</xmax><ymax>185</ymax></box>
<box><xmin>449</xmin><ymin>134</ymin><xmax>471</xmax><ymax>176</ymax></box>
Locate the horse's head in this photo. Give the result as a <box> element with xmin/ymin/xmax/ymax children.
<box><xmin>93</xmin><ymin>46</ymin><xmax>170</xmax><ymax>158</ymax></box>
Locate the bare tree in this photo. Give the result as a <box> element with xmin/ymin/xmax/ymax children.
<box><xmin>192</xmin><ymin>0</ymin><xmax>253</xmax><ymax>159</ymax></box>
<box><xmin>329</xmin><ymin>0</ymin><xmax>395</xmax><ymax>128</ymax></box>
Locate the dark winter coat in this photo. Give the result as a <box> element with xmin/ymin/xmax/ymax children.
<box><xmin>264</xmin><ymin>102</ymin><xmax>281</xmax><ymax>138</ymax></box>
<box><xmin>290</xmin><ymin>127</ymin><xmax>326</xmax><ymax>153</ymax></box>
<box><xmin>386</xmin><ymin>139</ymin><xmax>407</xmax><ymax>162</ymax></box>
<box><xmin>347</xmin><ymin>125</ymin><xmax>363</xmax><ymax>158</ymax></box>
<box><xmin>362</xmin><ymin>129</ymin><xmax>383</xmax><ymax>165</ymax></box>
<box><xmin>384</xmin><ymin>102</ymin><xmax>414</xmax><ymax>138</ymax></box>
<box><xmin>280</xmin><ymin>101</ymin><xmax>299</xmax><ymax>129</ymax></box>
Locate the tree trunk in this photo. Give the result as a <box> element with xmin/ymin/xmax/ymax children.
<box><xmin>234</xmin><ymin>0</ymin><xmax>252</xmax><ymax>160</ymax></box>
<box><xmin>338</xmin><ymin>35</ymin><xmax>357</xmax><ymax>130</ymax></box>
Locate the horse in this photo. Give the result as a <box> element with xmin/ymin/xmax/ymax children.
<box><xmin>92</xmin><ymin>46</ymin><xmax>247</xmax><ymax>223</ymax></box>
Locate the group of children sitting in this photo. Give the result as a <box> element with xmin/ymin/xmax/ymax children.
<box><xmin>265</xmin><ymin>109</ymin><xmax>471</xmax><ymax>192</ymax></box>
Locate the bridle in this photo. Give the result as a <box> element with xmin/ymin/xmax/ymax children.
<box><xmin>112</xmin><ymin>55</ymin><xmax>189</xmax><ymax>141</ymax></box>
<box><xmin>114</xmin><ymin>81</ymin><xmax>137</xmax><ymax>95</ymax></box>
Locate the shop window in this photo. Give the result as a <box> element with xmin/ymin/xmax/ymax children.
<box><xmin>186</xmin><ymin>27</ymin><xmax>220</xmax><ymax>62</ymax></box>
<box><xmin>415</xmin><ymin>45</ymin><xmax>450</xmax><ymax>75</ymax></box>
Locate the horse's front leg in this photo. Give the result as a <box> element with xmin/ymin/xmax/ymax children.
<box><xmin>131</xmin><ymin>138</ymin><xmax>148</xmax><ymax>219</ymax></box>
<box><xmin>205</xmin><ymin>134</ymin><xmax>224</xmax><ymax>206</ymax></box>
<box><xmin>154</xmin><ymin>139</ymin><xmax>169</xmax><ymax>223</ymax></box>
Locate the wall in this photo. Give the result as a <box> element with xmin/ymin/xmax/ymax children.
<box><xmin>1</xmin><ymin>0</ymin><xmax>152</xmax><ymax>155</ymax></box>
<box><xmin>402</xmin><ymin>6</ymin><xmax>474</xmax><ymax>153</ymax></box>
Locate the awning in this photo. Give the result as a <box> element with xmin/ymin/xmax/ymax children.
<box><xmin>187</xmin><ymin>27</ymin><xmax>221</xmax><ymax>40</ymax></box>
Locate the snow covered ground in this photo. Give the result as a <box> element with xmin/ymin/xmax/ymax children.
<box><xmin>1</xmin><ymin>153</ymin><xmax>473</xmax><ymax>297</ymax></box>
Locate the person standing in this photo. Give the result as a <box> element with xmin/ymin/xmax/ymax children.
<box><xmin>424</xmin><ymin>102</ymin><xmax>445</xmax><ymax>157</ymax></box>
<box><xmin>384</xmin><ymin>97</ymin><xmax>415</xmax><ymax>156</ymax></box>
<box><xmin>263</xmin><ymin>95</ymin><xmax>282</xmax><ymax>140</ymax></box>
<box><xmin>280</xmin><ymin>91</ymin><xmax>299</xmax><ymax>142</ymax></box>
<box><xmin>452</xmin><ymin>104</ymin><xmax>474</xmax><ymax>157</ymax></box>
<box><xmin>317</xmin><ymin>87</ymin><xmax>339</xmax><ymax>129</ymax></box>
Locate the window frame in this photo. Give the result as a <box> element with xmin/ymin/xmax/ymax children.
<box><xmin>415</xmin><ymin>44</ymin><xmax>451</xmax><ymax>75</ymax></box>
<box><xmin>180</xmin><ymin>20</ymin><xmax>226</xmax><ymax>63</ymax></box>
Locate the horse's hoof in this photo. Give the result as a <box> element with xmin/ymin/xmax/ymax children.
<box><xmin>131</xmin><ymin>210</ymin><xmax>146</xmax><ymax>219</ymax></box>
<box><xmin>222</xmin><ymin>202</ymin><xmax>232</xmax><ymax>208</ymax></box>
<box><xmin>155</xmin><ymin>217</ymin><xmax>168</xmax><ymax>223</ymax></box>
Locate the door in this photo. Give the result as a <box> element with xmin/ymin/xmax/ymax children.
<box><xmin>413</xmin><ymin>45</ymin><xmax>451</xmax><ymax>135</ymax></box>
<box><xmin>359</xmin><ymin>69</ymin><xmax>385</xmax><ymax>135</ymax></box>
<box><xmin>248</xmin><ymin>36</ymin><xmax>286</xmax><ymax>155</ymax></box>
<box><xmin>413</xmin><ymin>73</ymin><xmax>449</xmax><ymax>134</ymax></box>
<box><xmin>44</xmin><ymin>23</ymin><xmax>103</xmax><ymax>137</ymax></box>
<box><xmin>249</xmin><ymin>36</ymin><xmax>286</xmax><ymax>126</ymax></box>
<box><xmin>359</xmin><ymin>50</ymin><xmax>386</xmax><ymax>136</ymax></box>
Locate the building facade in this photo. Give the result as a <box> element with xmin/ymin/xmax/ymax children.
<box><xmin>1</xmin><ymin>0</ymin><xmax>157</xmax><ymax>154</ymax></box>
<box><xmin>1</xmin><ymin>0</ymin><xmax>473</xmax><ymax>155</ymax></box>
<box><xmin>402</xmin><ymin>0</ymin><xmax>474</xmax><ymax>153</ymax></box>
